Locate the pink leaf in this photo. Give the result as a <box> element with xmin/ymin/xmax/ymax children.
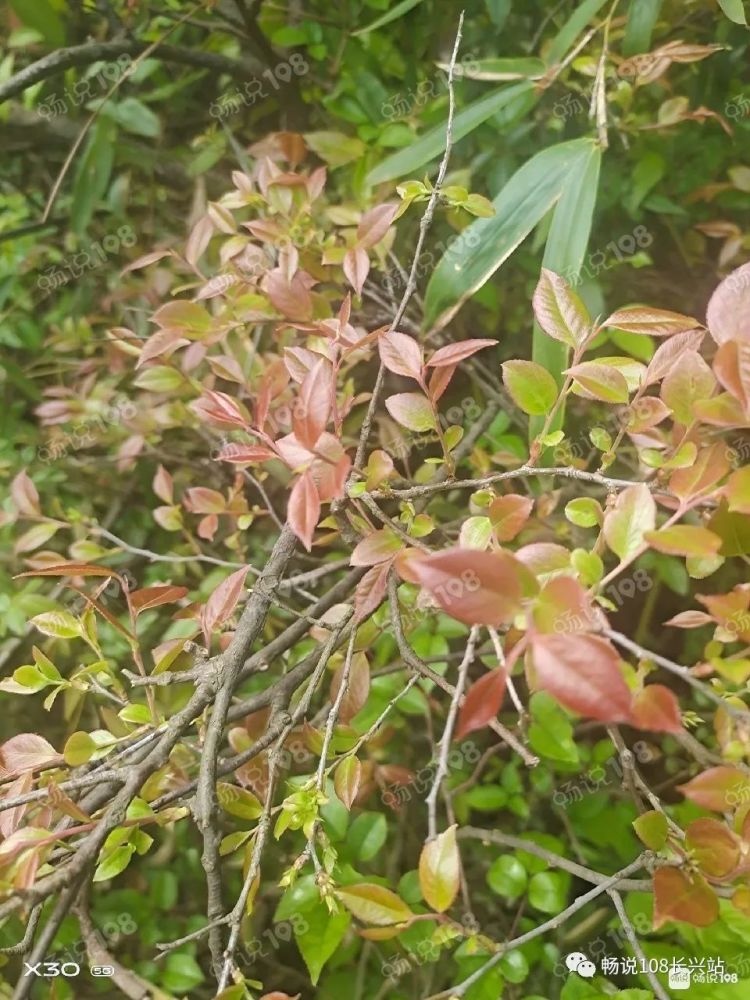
<box><xmin>344</xmin><ymin>246</ymin><xmax>370</xmax><ymax>296</ymax></box>
<box><xmin>288</xmin><ymin>471</ymin><xmax>320</xmax><ymax>551</ymax></box>
<box><xmin>355</xmin><ymin>561</ymin><xmax>392</xmax><ymax>621</ymax></box>
<box><xmin>129</xmin><ymin>585</ymin><xmax>188</xmax><ymax>617</ymax></box>
<box><xmin>357</xmin><ymin>203</ymin><xmax>398</xmax><ymax>249</ymax></box>
<box><xmin>379</xmin><ymin>331</ymin><xmax>423</xmax><ymax>381</ymax></box>
<box><xmin>11</xmin><ymin>471</ymin><xmax>40</xmax><ymax>516</ymax></box>
<box><xmin>200</xmin><ymin>566</ymin><xmax>250</xmax><ymax>645</ymax></box>
<box><xmin>0</xmin><ymin>734</ymin><xmax>60</xmax><ymax>777</ymax></box>
<box><xmin>707</xmin><ymin>261</ymin><xmax>750</xmax><ymax>344</ymax></box>
<box><xmin>350</xmin><ymin>528</ymin><xmax>402</xmax><ymax>567</ymax></box>
<box><xmin>456</xmin><ymin>669</ymin><xmax>507</xmax><ymax>739</ymax></box>
<box><xmin>385</xmin><ymin>393</ymin><xmax>435</xmax><ymax>432</ymax></box>
<box><xmin>191</xmin><ymin>390</ymin><xmax>250</xmax><ymax>429</ymax></box>
<box><xmin>530</xmin><ymin>633</ymin><xmax>632</xmax><ymax>723</ymax></box>
<box><xmin>428</xmin><ymin>364</ymin><xmax>457</xmax><ymax>402</ymax></box>
<box><xmin>217</xmin><ymin>444</ymin><xmax>277</xmax><ymax>464</ymax></box>
<box><xmin>294</xmin><ymin>359</ymin><xmax>333</xmax><ymax>450</ymax></box>
<box><xmin>152</xmin><ymin>465</ymin><xmax>173</xmax><ymax>505</ymax></box>
<box><xmin>408</xmin><ymin>549</ymin><xmax>526</xmax><ymax>626</ymax></box>
<box><xmin>630</xmin><ymin>685</ymin><xmax>683</xmax><ymax>734</ymax></box>
<box><xmin>427</xmin><ymin>339</ymin><xmax>495</xmax><ymax>367</ymax></box>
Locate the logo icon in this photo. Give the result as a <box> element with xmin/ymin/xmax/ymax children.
<box><xmin>566</xmin><ymin>952</ymin><xmax>596</xmax><ymax>978</ymax></box>
<box><xmin>669</xmin><ymin>966</ymin><xmax>691</xmax><ymax>990</ymax></box>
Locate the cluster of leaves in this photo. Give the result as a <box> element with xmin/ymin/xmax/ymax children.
<box><xmin>2</xmin><ymin>1</ymin><xmax>750</xmax><ymax>999</ymax></box>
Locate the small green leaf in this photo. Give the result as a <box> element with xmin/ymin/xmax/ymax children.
<box><xmin>633</xmin><ymin>809</ymin><xmax>669</xmax><ymax>850</ymax></box>
<box><xmin>93</xmin><ymin>843</ymin><xmax>135</xmax><ymax>882</ymax></box>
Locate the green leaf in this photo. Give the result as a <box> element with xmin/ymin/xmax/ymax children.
<box><xmin>502</xmin><ymin>360</ymin><xmax>559</xmax><ymax>415</ymax></box>
<box><xmin>217</xmin><ymin>782</ymin><xmax>263</xmax><ymax>820</ymax></box>
<box><xmin>162</xmin><ymin>953</ymin><xmax>205</xmax><ymax>993</ymax></box>
<box><xmin>9</xmin><ymin>0</ymin><xmax>65</xmax><ymax>46</ymax></box>
<box><xmin>528</xmin><ymin>870</ymin><xmax>570</xmax><ymax>914</ymax></box>
<box><xmin>305</xmin><ymin>131</ymin><xmax>367</xmax><ymax>168</ymax></box>
<box><xmin>71</xmin><ymin>118</ymin><xmax>116</xmax><ymax>235</ymax></box>
<box><xmin>528</xmin><ymin>692</ymin><xmax>579</xmax><ymax>764</ymax></box>
<box><xmin>623</xmin><ymin>0</ymin><xmax>664</xmax><ymax>54</ymax></box>
<box><xmin>424</xmin><ymin>138</ymin><xmax>598</xmax><ymax>334</ymax></box>
<box><xmin>352</xmin><ymin>0</ymin><xmax>425</xmax><ymax>35</ymax></box>
<box><xmin>294</xmin><ymin>902</ymin><xmax>350</xmax><ymax>985</ymax></box>
<box><xmin>565</xmin><ymin>498</ymin><xmax>602</xmax><ymax>529</ymax></box>
<box><xmin>63</xmin><ymin>731</ymin><xmax>97</xmax><ymax>766</ymax></box>
<box><xmin>718</xmin><ymin>0</ymin><xmax>747</xmax><ymax>23</ymax></box>
<box><xmin>96</xmin><ymin>97</ymin><xmax>161</xmax><ymax>138</ymax></box>
<box><xmin>603</xmin><ymin>484</ymin><xmax>656</xmax><ymax>561</ymax></box>
<box><xmin>93</xmin><ymin>843</ymin><xmax>135</xmax><ymax>882</ymax></box>
<box><xmin>547</xmin><ymin>0</ymin><xmax>610</xmax><ymax>64</ymax></box>
<box><xmin>367</xmin><ymin>81</ymin><xmax>535</xmax><ymax>186</ymax></box>
<box><xmin>30</xmin><ymin>611</ymin><xmax>81</xmax><ymax>640</ymax></box>
<box><xmin>349</xmin><ymin>811</ymin><xmax>387</xmax><ymax>861</ymax></box>
<box><xmin>633</xmin><ymin>809</ymin><xmax>669</xmax><ymax>850</ymax></box>
<box><xmin>487</xmin><ymin>854</ymin><xmax>528</xmax><ymax>899</ymax></box>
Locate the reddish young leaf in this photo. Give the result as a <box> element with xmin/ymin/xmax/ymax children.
<box><xmin>14</xmin><ymin>563</ymin><xmax>126</xmax><ymax>585</ymax></box>
<box><xmin>664</xmin><ymin>610</ymin><xmax>715</xmax><ymax>628</ymax></box>
<box><xmin>645</xmin><ymin>525</ymin><xmax>722</xmax><ymax>558</ymax></box>
<box><xmin>152</xmin><ymin>465</ymin><xmax>173</xmax><ymax>505</ymax></box>
<box><xmin>644</xmin><ymin>328</ymin><xmax>705</xmax><ymax>385</ymax></box>
<box><xmin>135</xmin><ymin>329</ymin><xmax>188</xmax><ymax>369</ymax></box>
<box><xmin>294</xmin><ymin>359</ymin><xmax>333</xmax><ymax>449</ymax></box>
<box><xmin>331</xmin><ymin>651</ymin><xmax>370</xmax><ymax>723</ymax></box>
<box><xmin>426</xmin><ymin>339</ymin><xmax>495</xmax><ymax>367</ymax></box>
<box><xmin>532</xmin><ymin>576</ymin><xmax>597</xmax><ymax>634</ymax></box>
<box><xmin>191</xmin><ymin>389</ymin><xmax>250</xmax><ymax>429</ymax></box>
<box><xmin>653</xmin><ymin>868</ymin><xmax>719</xmax><ymax>930</ymax></box>
<box><xmin>0</xmin><ymin>734</ymin><xmax>60</xmax><ymax>777</ymax></box>
<box><xmin>350</xmin><ymin>528</ymin><xmax>402</xmax><ymax>567</ymax></box>
<box><xmin>129</xmin><ymin>585</ymin><xmax>188</xmax><ymax>617</ymax></box>
<box><xmin>566</xmin><ymin>362</ymin><xmax>630</xmax><ymax>403</ymax></box>
<box><xmin>455</xmin><ymin>668</ymin><xmax>507</xmax><ymax>739</ymax></box>
<box><xmin>185</xmin><ymin>487</ymin><xmax>226</xmax><ymax>514</ymax></box>
<box><xmin>661</xmin><ymin>351</ymin><xmax>716</xmax><ymax>425</ymax></box>
<box><xmin>288</xmin><ymin>471</ymin><xmax>321</xmax><ymax>552</ymax></box>
<box><xmin>378</xmin><ymin>330</ymin><xmax>423</xmax><ymax>381</ymax></box>
<box><xmin>11</xmin><ymin>470</ymin><xmax>40</xmax><ymax>516</ymax></box>
<box><xmin>630</xmin><ymin>685</ymin><xmax>683</xmax><ymax>734</ymax></box>
<box><xmin>354</xmin><ymin>561</ymin><xmax>392</xmax><ymax>621</ymax></box>
<box><xmin>263</xmin><ymin>267</ymin><xmax>315</xmax><ymax>321</ymax></box>
<box><xmin>678</xmin><ymin>767</ymin><xmax>750</xmax><ymax>812</ymax></box>
<box><xmin>529</xmin><ymin>633</ymin><xmax>632</xmax><ymax>723</ymax></box>
<box><xmin>284</xmin><ymin>346</ymin><xmax>320</xmax><ymax>383</ymax></box>
<box><xmin>334</xmin><ymin>757</ymin><xmax>362</xmax><ymax>810</ymax></box>
<box><xmin>706</xmin><ymin>260</ymin><xmax>750</xmax><ymax>344</ymax></box>
<box><xmin>713</xmin><ymin>340</ymin><xmax>750</xmax><ymax>414</ymax></box>
<box><xmin>357</xmin><ymin>203</ymin><xmax>398</xmax><ymax>249</ymax></box>
<box><xmin>218</xmin><ymin>445</ymin><xmax>277</xmax><ymax>464</ymax></box>
<box><xmin>532</xmin><ymin>268</ymin><xmax>591</xmax><ymax>348</ymax></box>
<box><xmin>669</xmin><ymin>444</ymin><xmax>730</xmax><ymax>502</ymax></box>
<box><xmin>409</xmin><ymin>549</ymin><xmax>526</xmax><ymax>626</ymax></box>
<box><xmin>200</xmin><ymin>566</ymin><xmax>250</xmax><ymax>645</ymax></box>
<box><xmin>344</xmin><ymin>246</ymin><xmax>370</xmax><ymax>296</ymax></box>
<box><xmin>685</xmin><ymin>818</ymin><xmax>740</xmax><ymax>877</ymax></box>
<box><xmin>418</xmin><ymin>825</ymin><xmax>460</xmax><ymax>913</ymax></box>
<box><xmin>488</xmin><ymin>494</ymin><xmax>534</xmax><ymax>542</ymax></box>
<box><xmin>385</xmin><ymin>393</ymin><xmax>436</xmax><ymax>432</ymax></box>
<box><xmin>602</xmin><ymin>306</ymin><xmax>701</xmax><ymax>337</ymax></box>
<box><xmin>427</xmin><ymin>364</ymin><xmax>457</xmax><ymax>402</ymax></box>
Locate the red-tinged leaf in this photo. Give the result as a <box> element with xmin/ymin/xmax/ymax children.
<box><xmin>530</xmin><ymin>633</ymin><xmax>632</xmax><ymax>723</ymax></box>
<box><xmin>685</xmin><ymin>818</ymin><xmax>741</xmax><ymax>877</ymax></box>
<box><xmin>426</xmin><ymin>339</ymin><xmax>495</xmax><ymax>368</ymax></box>
<box><xmin>630</xmin><ymin>685</ymin><xmax>683</xmax><ymax>734</ymax></box>
<box><xmin>532</xmin><ymin>268</ymin><xmax>591</xmax><ymax>348</ymax></box>
<box><xmin>263</xmin><ymin>267</ymin><xmax>315</xmax><ymax>321</ymax></box>
<box><xmin>713</xmin><ymin>340</ymin><xmax>750</xmax><ymax>415</ymax></box>
<box><xmin>151</xmin><ymin>300</ymin><xmax>211</xmax><ymax>333</ymax></box>
<box><xmin>334</xmin><ymin>757</ymin><xmax>362</xmax><ymax>810</ymax></box>
<box><xmin>644</xmin><ymin>329</ymin><xmax>706</xmax><ymax>385</ymax></box>
<box><xmin>288</xmin><ymin>471</ymin><xmax>320</xmax><ymax>552</ymax></box>
<box><xmin>357</xmin><ymin>203</ymin><xmax>398</xmax><ymax>249</ymax></box>
<box><xmin>259</xmin><ymin>992</ymin><xmax>301</xmax><ymax>1000</ymax></box>
<box><xmin>645</xmin><ymin>525</ymin><xmax>722</xmax><ymax>558</ymax></box>
<box><xmin>135</xmin><ymin>328</ymin><xmax>188</xmax><ymax>369</ymax></box>
<box><xmin>191</xmin><ymin>389</ymin><xmax>251</xmax><ymax>429</ymax></box>
<box><xmin>0</xmin><ymin>773</ymin><xmax>32</xmax><ymax>839</ymax></box>
<box><xmin>378</xmin><ymin>330</ymin><xmax>423</xmax><ymax>380</ymax></box>
<box><xmin>284</xmin><ymin>346</ymin><xmax>320</xmax><ymax>383</ymax></box>
<box><xmin>602</xmin><ymin>306</ymin><xmax>701</xmax><ymax>337</ymax></box>
<box><xmin>11</xmin><ymin>470</ymin><xmax>40</xmax><ymax>516</ymax></box>
<box><xmin>670</xmin><ymin>444</ymin><xmax>730</xmax><ymax>502</ymax></box>
<box><xmin>419</xmin><ymin>826</ymin><xmax>460</xmax><ymax>913</ymax></box>
<box><xmin>344</xmin><ymin>246</ymin><xmax>370</xmax><ymax>296</ymax></box>
<box><xmin>0</xmin><ymin>734</ymin><xmax>60</xmax><ymax>777</ymax></box>
<box><xmin>455</xmin><ymin>668</ymin><xmax>506</xmax><ymax>739</ymax></box>
<box><xmin>678</xmin><ymin>767</ymin><xmax>750</xmax><ymax>811</ymax></box>
<box><xmin>603</xmin><ymin>484</ymin><xmax>656</xmax><ymax>561</ymax></box>
<box><xmin>623</xmin><ymin>396</ymin><xmax>671</xmax><ymax>433</ymax></box>
<box><xmin>428</xmin><ymin>364</ymin><xmax>457</xmax><ymax>402</ymax></box>
<box><xmin>706</xmin><ymin>261</ymin><xmax>750</xmax><ymax>345</ymax></box>
<box><xmin>129</xmin><ymin>585</ymin><xmax>188</xmax><ymax>616</ymax></box>
<box><xmin>354</xmin><ymin>561</ymin><xmax>392</xmax><ymax>621</ymax></box>
<box><xmin>70</xmin><ymin>587</ymin><xmax>137</xmax><ymax>643</ymax></box>
<box><xmin>336</xmin><ymin>883</ymin><xmax>413</xmax><ymax>925</ymax></box>
<box><xmin>350</xmin><ymin>528</ymin><xmax>402</xmax><ymax>567</ymax></box>
<box><xmin>409</xmin><ymin>549</ymin><xmax>525</xmax><ymax>627</ymax></box>
<box><xmin>14</xmin><ymin>562</ymin><xmax>125</xmax><ymax>584</ymax></box>
<box><xmin>385</xmin><ymin>393</ymin><xmax>436</xmax><ymax>432</ymax></box>
<box><xmin>152</xmin><ymin>464</ymin><xmax>173</xmax><ymax>505</ymax></box>
<box><xmin>488</xmin><ymin>494</ymin><xmax>533</xmax><ymax>542</ymax></box>
<box><xmin>200</xmin><ymin>566</ymin><xmax>250</xmax><ymax>644</ymax></box>
<box><xmin>331</xmin><ymin>652</ymin><xmax>370</xmax><ymax>724</ymax></box>
<box><xmin>661</xmin><ymin>351</ymin><xmax>717</xmax><ymax>426</ymax></box>
<box><xmin>295</xmin><ymin>359</ymin><xmax>334</xmax><ymax>450</ymax></box>
<box><xmin>664</xmin><ymin>610</ymin><xmax>715</xmax><ymax>628</ymax></box>
<box><xmin>566</xmin><ymin>362</ymin><xmax>630</xmax><ymax>403</ymax></box>
<box><xmin>532</xmin><ymin>576</ymin><xmax>597</xmax><ymax>635</ymax></box>
<box><xmin>121</xmin><ymin>248</ymin><xmax>173</xmax><ymax>274</ymax></box>
<box><xmin>185</xmin><ymin>487</ymin><xmax>226</xmax><ymax>514</ymax></box>
<box><xmin>653</xmin><ymin>868</ymin><xmax>719</xmax><ymax>930</ymax></box>
<box><xmin>218</xmin><ymin>444</ymin><xmax>277</xmax><ymax>464</ymax></box>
